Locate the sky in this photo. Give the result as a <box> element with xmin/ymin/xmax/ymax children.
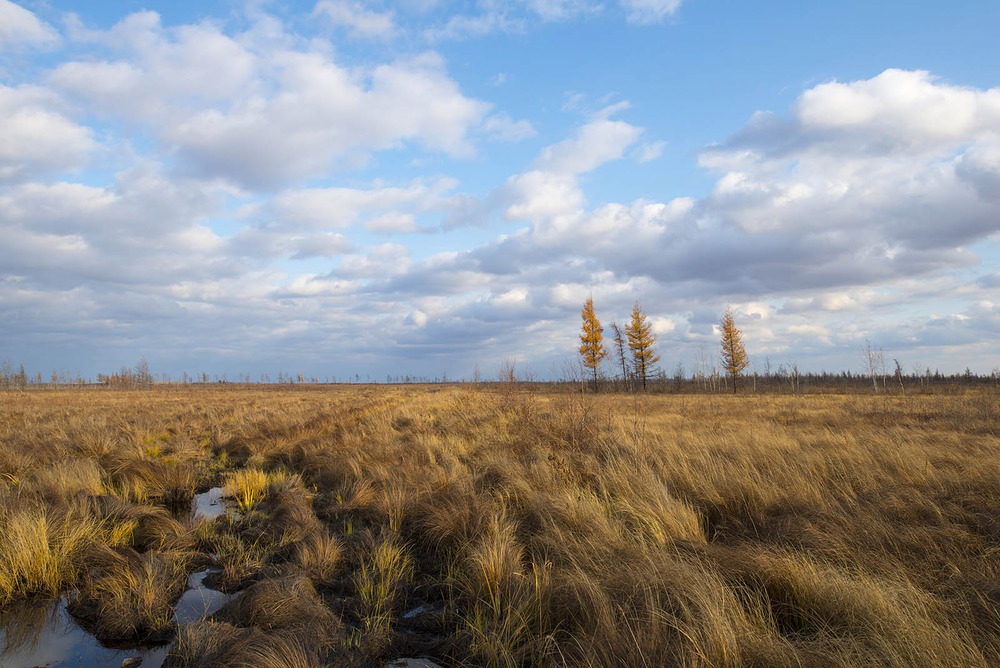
<box><xmin>1</xmin><ymin>0</ymin><xmax>999</xmax><ymax>382</ymax></box>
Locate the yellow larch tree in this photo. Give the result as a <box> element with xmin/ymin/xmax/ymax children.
<box><xmin>719</xmin><ymin>306</ymin><xmax>750</xmax><ymax>393</ymax></box>
<box><xmin>626</xmin><ymin>302</ymin><xmax>661</xmax><ymax>391</ymax></box>
<box><xmin>578</xmin><ymin>296</ymin><xmax>607</xmax><ymax>391</ymax></box>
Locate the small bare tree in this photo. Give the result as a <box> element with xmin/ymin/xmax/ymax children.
<box><xmin>610</xmin><ymin>321</ymin><xmax>631</xmax><ymax>391</ymax></box>
<box><xmin>862</xmin><ymin>338</ymin><xmax>885</xmax><ymax>393</ymax></box>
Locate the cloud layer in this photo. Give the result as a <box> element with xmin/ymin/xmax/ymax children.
<box><xmin>2</xmin><ymin>2</ymin><xmax>998</xmax><ymax>379</ymax></box>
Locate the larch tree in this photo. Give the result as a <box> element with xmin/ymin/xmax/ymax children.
<box><xmin>626</xmin><ymin>302</ymin><xmax>661</xmax><ymax>391</ymax></box>
<box><xmin>719</xmin><ymin>306</ymin><xmax>750</xmax><ymax>394</ymax></box>
<box><xmin>578</xmin><ymin>297</ymin><xmax>607</xmax><ymax>391</ymax></box>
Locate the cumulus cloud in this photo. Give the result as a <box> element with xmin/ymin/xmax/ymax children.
<box><xmin>3</xmin><ymin>21</ymin><xmax>999</xmax><ymax>382</ymax></box>
<box><xmin>536</xmin><ymin>117</ymin><xmax>644</xmax><ymax>175</ymax></box>
<box><xmin>50</xmin><ymin>13</ymin><xmax>493</xmax><ymax>190</ymax></box>
<box><xmin>266</xmin><ymin>178</ymin><xmax>460</xmax><ymax>231</ymax></box>
<box><xmin>0</xmin><ymin>165</ymin><xmax>233</xmax><ymax>293</ymax></box>
<box><xmin>0</xmin><ymin>84</ymin><xmax>96</xmax><ymax>181</ymax></box>
<box><xmin>168</xmin><ymin>51</ymin><xmax>489</xmax><ymax>188</ymax></box>
<box><xmin>0</xmin><ymin>0</ymin><xmax>60</xmax><ymax>50</ymax></box>
<box><xmin>368</xmin><ymin>69</ymin><xmax>1000</xmax><ymax>373</ymax></box>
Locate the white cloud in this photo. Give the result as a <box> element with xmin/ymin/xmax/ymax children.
<box><xmin>619</xmin><ymin>0</ymin><xmax>683</xmax><ymax>24</ymax></box>
<box><xmin>632</xmin><ymin>140</ymin><xmax>665</xmax><ymax>163</ymax></box>
<box><xmin>336</xmin><ymin>243</ymin><xmax>411</xmax><ymax>279</ymax></box>
<box><xmin>956</xmin><ymin>140</ymin><xmax>1000</xmax><ymax>201</ymax></box>
<box><xmin>482</xmin><ymin>113</ymin><xmax>537</xmax><ymax>142</ymax></box>
<box><xmin>313</xmin><ymin>0</ymin><xmax>396</xmax><ymax>39</ymax></box>
<box><xmin>52</xmin><ymin>16</ymin><xmax>259</xmax><ymax>121</ymax></box>
<box><xmin>793</xmin><ymin>69</ymin><xmax>999</xmax><ymax>152</ymax></box>
<box><xmin>366</xmin><ymin>213</ymin><xmax>419</xmax><ymax>234</ymax></box>
<box><xmin>0</xmin><ymin>0</ymin><xmax>59</xmax><ymax>50</ymax></box>
<box><xmin>536</xmin><ymin>117</ymin><xmax>643</xmax><ymax>175</ymax></box>
<box><xmin>50</xmin><ymin>13</ymin><xmax>492</xmax><ymax>190</ymax></box>
<box><xmin>504</xmin><ymin>171</ymin><xmax>585</xmax><ymax>222</ymax></box>
<box><xmin>423</xmin><ymin>11</ymin><xmax>521</xmax><ymax>42</ymax></box>
<box><xmin>697</xmin><ymin>70</ymin><xmax>1000</xmax><ymax>257</ymax></box>
<box><xmin>526</xmin><ymin>0</ymin><xmax>599</xmax><ymax>21</ymax></box>
<box><xmin>0</xmin><ymin>84</ymin><xmax>96</xmax><ymax>181</ymax></box>
<box><xmin>165</xmin><ymin>50</ymin><xmax>489</xmax><ymax>188</ymax></box>
<box><xmin>423</xmin><ymin>0</ymin><xmax>680</xmax><ymax>41</ymax></box>
<box><xmin>0</xmin><ymin>166</ymin><xmax>232</xmax><ymax>292</ymax></box>
<box><xmin>291</xmin><ymin>233</ymin><xmax>352</xmax><ymax>259</ymax></box>
<box><xmin>267</xmin><ymin>178</ymin><xmax>459</xmax><ymax>230</ymax></box>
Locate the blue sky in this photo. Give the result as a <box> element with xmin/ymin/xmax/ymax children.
<box><xmin>2</xmin><ymin>0</ymin><xmax>999</xmax><ymax>381</ymax></box>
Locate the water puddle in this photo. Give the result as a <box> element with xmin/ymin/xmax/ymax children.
<box><xmin>0</xmin><ymin>597</ymin><xmax>169</xmax><ymax>668</ymax></box>
<box><xmin>190</xmin><ymin>487</ymin><xmax>228</xmax><ymax>521</ymax></box>
<box><xmin>0</xmin><ymin>488</ymin><xmax>235</xmax><ymax>667</ymax></box>
<box><xmin>402</xmin><ymin>603</ymin><xmax>441</xmax><ymax>620</ymax></box>
<box><xmin>174</xmin><ymin>569</ymin><xmax>232</xmax><ymax>624</ymax></box>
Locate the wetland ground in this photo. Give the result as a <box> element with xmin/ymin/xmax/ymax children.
<box><xmin>0</xmin><ymin>383</ymin><xmax>998</xmax><ymax>667</ymax></box>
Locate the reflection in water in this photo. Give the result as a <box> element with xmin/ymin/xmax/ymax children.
<box><xmin>0</xmin><ymin>571</ymin><xmax>233</xmax><ymax>667</ymax></box>
<box><xmin>0</xmin><ymin>487</ymin><xmax>235</xmax><ymax>668</ymax></box>
<box><xmin>0</xmin><ymin>597</ymin><xmax>169</xmax><ymax>668</ymax></box>
<box><xmin>174</xmin><ymin>570</ymin><xmax>232</xmax><ymax>624</ymax></box>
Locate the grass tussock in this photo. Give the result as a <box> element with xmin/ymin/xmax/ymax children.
<box><xmin>293</xmin><ymin>530</ymin><xmax>344</xmax><ymax>587</ymax></box>
<box><xmin>0</xmin><ymin>384</ymin><xmax>998</xmax><ymax>666</ymax></box>
<box><xmin>352</xmin><ymin>532</ymin><xmax>413</xmax><ymax>651</ymax></box>
<box><xmin>165</xmin><ymin>621</ymin><xmax>323</xmax><ymax>668</ymax></box>
<box><xmin>223</xmin><ymin>468</ymin><xmax>270</xmax><ymax>513</ymax></box>
<box><xmin>0</xmin><ymin>506</ymin><xmax>96</xmax><ymax>604</ymax></box>
<box><xmin>68</xmin><ymin>548</ymin><xmax>191</xmax><ymax>643</ymax></box>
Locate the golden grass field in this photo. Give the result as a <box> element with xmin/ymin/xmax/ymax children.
<box><xmin>0</xmin><ymin>383</ymin><xmax>997</xmax><ymax>667</ymax></box>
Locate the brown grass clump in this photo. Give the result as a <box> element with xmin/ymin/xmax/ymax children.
<box><xmin>293</xmin><ymin>530</ymin><xmax>344</xmax><ymax>587</ymax></box>
<box><xmin>165</xmin><ymin>621</ymin><xmax>323</xmax><ymax>668</ymax></box>
<box><xmin>223</xmin><ymin>468</ymin><xmax>270</xmax><ymax>513</ymax></box>
<box><xmin>68</xmin><ymin>548</ymin><xmax>191</xmax><ymax>643</ymax></box>
<box><xmin>0</xmin><ymin>505</ymin><xmax>96</xmax><ymax>604</ymax></box>
<box><xmin>216</xmin><ymin>574</ymin><xmax>342</xmax><ymax>646</ymax></box>
<box><xmin>352</xmin><ymin>532</ymin><xmax>414</xmax><ymax>652</ymax></box>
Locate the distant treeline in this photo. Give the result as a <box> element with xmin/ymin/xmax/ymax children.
<box><xmin>1</xmin><ymin>357</ymin><xmax>998</xmax><ymax>393</ymax></box>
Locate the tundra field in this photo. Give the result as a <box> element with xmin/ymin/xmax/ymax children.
<box><xmin>0</xmin><ymin>384</ymin><xmax>998</xmax><ymax>667</ymax></box>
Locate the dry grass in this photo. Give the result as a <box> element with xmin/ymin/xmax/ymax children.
<box><xmin>0</xmin><ymin>384</ymin><xmax>997</xmax><ymax>666</ymax></box>
<box><xmin>223</xmin><ymin>468</ymin><xmax>270</xmax><ymax>513</ymax></box>
<box><xmin>0</xmin><ymin>505</ymin><xmax>96</xmax><ymax>604</ymax></box>
<box><xmin>68</xmin><ymin>548</ymin><xmax>192</xmax><ymax>643</ymax></box>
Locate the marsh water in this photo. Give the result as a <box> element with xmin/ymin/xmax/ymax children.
<box><xmin>0</xmin><ymin>488</ymin><xmax>232</xmax><ymax>668</ymax></box>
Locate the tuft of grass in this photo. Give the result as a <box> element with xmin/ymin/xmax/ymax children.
<box><xmin>294</xmin><ymin>530</ymin><xmax>343</xmax><ymax>587</ymax></box>
<box><xmin>30</xmin><ymin>458</ymin><xmax>104</xmax><ymax>501</ymax></box>
<box><xmin>153</xmin><ymin>460</ymin><xmax>200</xmax><ymax>512</ymax></box>
<box><xmin>353</xmin><ymin>532</ymin><xmax>413</xmax><ymax>650</ymax></box>
<box><xmin>216</xmin><ymin>574</ymin><xmax>341</xmax><ymax>647</ymax></box>
<box><xmin>68</xmin><ymin>549</ymin><xmax>191</xmax><ymax>643</ymax></box>
<box><xmin>166</xmin><ymin>621</ymin><xmax>323</xmax><ymax>668</ymax></box>
<box><xmin>208</xmin><ymin>530</ymin><xmax>278</xmax><ymax>592</ymax></box>
<box><xmin>224</xmin><ymin>468</ymin><xmax>269</xmax><ymax>513</ymax></box>
<box><xmin>0</xmin><ymin>506</ymin><xmax>96</xmax><ymax>604</ymax></box>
